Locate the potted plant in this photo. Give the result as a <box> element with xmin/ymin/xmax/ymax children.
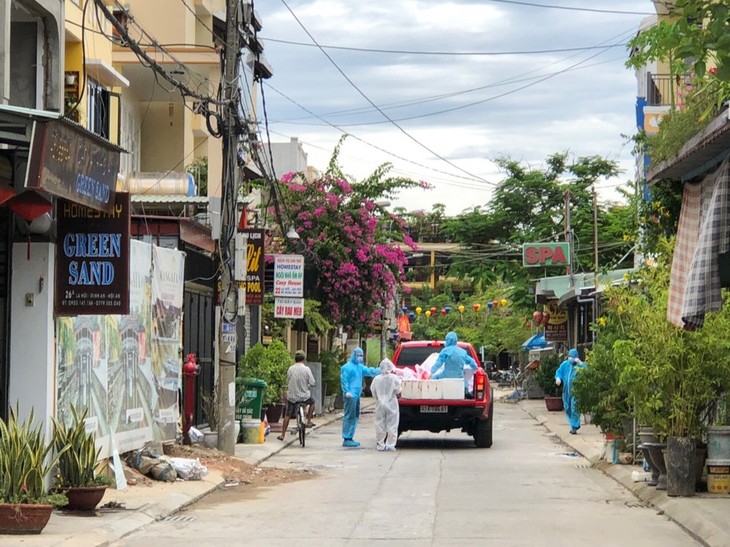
<box><xmin>201</xmin><ymin>388</ymin><xmax>220</xmax><ymax>448</ymax></box>
<box><xmin>51</xmin><ymin>407</ymin><xmax>109</xmax><ymax>511</ymax></box>
<box><xmin>534</xmin><ymin>354</ymin><xmax>563</xmax><ymax>411</ymax></box>
<box><xmin>0</xmin><ymin>407</ymin><xmax>68</xmax><ymax>534</ymax></box>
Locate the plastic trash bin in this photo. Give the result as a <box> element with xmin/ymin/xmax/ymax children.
<box><xmin>236</xmin><ymin>378</ymin><xmax>267</xmax><ymax>422</ymax></box>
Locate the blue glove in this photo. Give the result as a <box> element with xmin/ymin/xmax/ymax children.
<box><xmin>345</xmin><ymin>392</ymin><xmax>353</xmax><ymax>399</ymax></box>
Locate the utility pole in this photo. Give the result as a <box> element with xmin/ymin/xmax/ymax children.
<box><xmin>217</xmin><ymin>0</ymin><xmax>242</xmax><ymax>455</ymax></box>
<box><xmin>592</xmin><ymin>184</ymin><xmax>599</xmax><ymax>344</ymax></box>
<box><xmin>564</xmin><ymin>189</ymin><xmax>572</xmax><ymax>277</ymax></box>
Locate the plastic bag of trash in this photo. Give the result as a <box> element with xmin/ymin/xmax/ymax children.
<box><xmin>188</xmin><ymin>426</ymin><xmax>204</xmax><ymax>444</ymax></box>
<box><xmin>126</xmin><ymin>446</ymin><xmax>178</xmax><ymax>482</ymax></box>
<box><xmin>169</xmin><ymin>457</ymin><xmax>208</xmax><ymax>480</ymax></box>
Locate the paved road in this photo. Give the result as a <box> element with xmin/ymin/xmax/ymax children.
<box><xmin>113</xmin><ymin>402</ymin><xmax>700</xmax><ymax>546</ymax></box>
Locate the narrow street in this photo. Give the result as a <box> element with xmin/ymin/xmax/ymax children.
<box><xmin>113</xmin><ymin>401</ymin><xmax>699</xmax><ymax>546</ymax></box>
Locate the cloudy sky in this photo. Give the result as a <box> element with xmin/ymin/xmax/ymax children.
<box><xmin>253</xmin><ymin>0</ymin><xmax>657</xmax><ymax>215</ymax></box>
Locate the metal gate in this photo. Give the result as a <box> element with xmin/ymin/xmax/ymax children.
<box><xmin>183</xmin><ymin>286</ymin><xmax>215</xmax><ymax>426</ymax></box>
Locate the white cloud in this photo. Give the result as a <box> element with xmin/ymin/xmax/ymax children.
<box><xmin>255</xmin><ymin>0</ymin><xmax>653</xmax><ymax>215</ymax></box>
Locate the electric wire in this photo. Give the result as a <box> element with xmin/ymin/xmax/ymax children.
<box><xmin>261</xmin><ymin>36</ymin><xmax>629</xmax><ymax>56</ymax></box>
<box><xmin>279</xmin><ymin>0</ymin><xmax>492</xmax><ymax>186</ymax></box>
<box><xmin>483</xmin><ymin>0</ymin><xmax>653</xmax><ymax>15</ymax></box>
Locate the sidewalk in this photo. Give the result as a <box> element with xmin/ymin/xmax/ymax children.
<box><xmin>518</xmin><ymin>398</ymin><xmax>730</xmax><ymax>547</ymax></box>
<box><xmin>0</xmin><ymin>406</ymin><xmax>350</xmax><ymax>547</ymax></box>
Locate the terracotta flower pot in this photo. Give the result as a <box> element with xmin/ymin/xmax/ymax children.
<box><xmin>544</xmin><ymin>396</ymin><xmax>564</xmax><ymax>412</ymax></box>
<box><xmin>63</xmin><ymin>485</ymin><xmax>108</xmax><ymax>511</ymax></box>
<box><xmin>0</xmin><ymin>503</ymin><xmax>54</xmax><ymax>534</ymax></box>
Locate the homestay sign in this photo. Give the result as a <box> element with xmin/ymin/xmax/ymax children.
<box><xmin>55</xmin><ymin>193</ymin><xmax>130</xmax><ymax>316</ymax></box>
<box><xmin>273</xmin><ymin>254</ymin><xmax>304</xmax><ymax>297</ymax></box>
<box><xmin>522</xmin><ymin>243</ymin><xmax>570</xmax><ymax>267</ymax></box>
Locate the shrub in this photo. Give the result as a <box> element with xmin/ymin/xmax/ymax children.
<box><xmin>534</xmin><ymin>354</ymin><xmax>562</xmax><ymax>398</ymax></box>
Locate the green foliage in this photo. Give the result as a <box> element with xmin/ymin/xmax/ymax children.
<box><xmin>626</xmin><ymin>0</ymin><xmax>730</xmax><ymax>82</ymax></box>
<box><xmin>238</xmin><ymin>340</ymin><xmax>292</xmax><ymax>405</ymax></box>
<box><xmin>409</xmin><ymin>287</ymin><xmax>531</xmax><ymax>358</ymax></box>
<box><xmin>441</xmin><ymin>153</ymin><xmax>630</xmax><ymax>301</ymax></box>
<box><xmin>572</xmin><ymin>335</ymin><xmax>633</xmax><ymax>436</ymax></box>
<box><xmin>534</xmin><ymin>354</ymin><xmax>562</xmax><ymax>398</ymax></box>
<box><xmin>0</xmin><ymin>407</ymin><xmax>68</xmax><ymax>506</ymax></box>
<box><xmin>588</xmin><ymin>238</ymin><xmax>730</xmax><ymax>439</ymax></box>
<box><xmin>52</xmin><ymin>407</ymin><xmax>102</xmax><ymax>488</ymax></box>
<box><xmin>637</xmin><ymin>182</ymin><xmax>682</xmax><ymax>255</ymax></box>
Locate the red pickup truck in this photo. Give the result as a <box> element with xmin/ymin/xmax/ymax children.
<box><xmin>391</xmin><ymin>340</ymin><xmax>494</xmax><ymax>448</ymax></box>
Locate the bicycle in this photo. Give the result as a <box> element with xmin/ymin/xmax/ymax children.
<box><xmin>294</xmin><ymin>401</ymin><xmax>307</xmax><ymax>447</ymax></box>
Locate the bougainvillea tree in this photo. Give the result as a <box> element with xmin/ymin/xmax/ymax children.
<box><xmin>276</xmin><ymin>140</ymin><xmax>428</xmax><ymax>334</ymax></box>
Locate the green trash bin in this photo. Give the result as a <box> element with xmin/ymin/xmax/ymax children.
<box><xmin>236</xmin><ymin>378</ymin><xmax>267</xmax><ymax>422</ymax></box>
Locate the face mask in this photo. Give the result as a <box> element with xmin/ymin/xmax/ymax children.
<box><xmin>357</xmin><ymin>356</ymin><xmax>364</xmax><ymax>364</ymax></box>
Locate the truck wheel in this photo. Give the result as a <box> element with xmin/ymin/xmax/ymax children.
<box><xmin>474</xmin><ymin>402</ymin><xmax>493</xmax><ymax>448</ymax></box>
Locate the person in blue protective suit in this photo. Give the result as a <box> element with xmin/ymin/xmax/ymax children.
<box><xmin>554</xmin><ymin>348</ymin><xmax>587</xmax><ymax>434</ymax></box>
<box><xmin>340</xmin><ymin>347</ymin><xmax>380</xmax><ymax>447</ymax></box>
<box><xmin>430</xmin><ymin>331</ymin><xmax>478</xmax><ymax>395</ymax></box>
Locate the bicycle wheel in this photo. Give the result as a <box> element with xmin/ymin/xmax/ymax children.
<box><xmin>297</xmin><ymin>404</ymin><xmax>306</xmax><ymax>447</ymax></box>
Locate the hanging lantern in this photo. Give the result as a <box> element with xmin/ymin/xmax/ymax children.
<box><xmin>430</xmin><ymin>307</ymin><xmax>437</xmax><ymax>315</ymax></box>
<box><xmin>445</xmin><ymin>306</ymin><xmax>451</xmax><ymax>314</ymax></box>
<box><xmin>487</xmin><ymin>301</ymin><xmax>493</xmax><ymax>309</ymax></box>
<box><xmin>408</xmin><ymin>312</ymin><xmax>416</xmax><ymax>321</ymax></box>
<box><xmin>500</xmin><ymin>299</ymin><xmax>508</xmax><ymax>307</ymax></box>
<box><xmin>0</xmin><ymin>186</ymin><xmax>16</xmax><ymax>205</ymax></box>
<box><xmin>415</xmin><ymin>306</ymin><xmax>422</xmax><ymax>315</ymax></box>
<box><xmin>6</xmin><ymin>191</ymin><xmax>53</xmax><ymax>222</ymax></box>
<box><xmin>532</xmin><ymin>311</ymin><xmax>544</xmax><ymax>325</ymax></box>
<box><xmin>402</xmin><ymin>306</ymin><xmax>409</xmax><ymax>313</ymax></box>
<box><xmin>473</xmin><ymin>303</ymin><xmax>481</xmax><ymax>313</ymax></box>
<box><xmin>441</xmin><ymin>308</ymin><xmax>446</xmax><ymax>316</ymax></box>
<box><xmin>542</xmin><ymin>312</ymin><xmax>551</xmax><ymax>325</ymax></box>
<box><xmin>493</xmin><ymin>300</ymin><xmax>499</xmax><ymax>308</ymax></box>
<box><xmin>458</xmin><ymin>304</ymin><xmax>465</xmax><ymax>314</ymax></box>
<box><xmin>425</xmin><ymin>310</ymin><xmax>432</xmax><ymax>318</ymax></box>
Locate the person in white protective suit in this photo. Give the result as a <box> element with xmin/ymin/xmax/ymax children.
<box><xmin>370</xmin><ymin>358</ymin><xmax>402</xmax><ymax>451</ymax></box>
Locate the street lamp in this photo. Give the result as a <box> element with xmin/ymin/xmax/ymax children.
<box><xmin>286</xmin><ymin>226</ymin><xmax>300</xmax><ymax>240</ymax></box>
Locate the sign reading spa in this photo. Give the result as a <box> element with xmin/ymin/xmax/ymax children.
<box><xmin>522</xmin><ymin>242</ymin><xmax>570</xmax><ymax>267</ymax></box>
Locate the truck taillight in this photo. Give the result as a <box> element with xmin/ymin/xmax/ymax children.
<box><xmin>475</xmin><ymin>373</ymin><xmax>485</xmax><ymax>400</ymax></box>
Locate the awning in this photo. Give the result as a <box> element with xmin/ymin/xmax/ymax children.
<box><xmin>522</xmin><ymin>333</ymin><xmax>548</xmax><ymax>350</ymax></box>
<box><xmin>535</xmin><ymin>268</ymin><xmax>634</xmax><ymax>305</ymax></box>
<box><xmin>85</xmin><ymin>58</ymin><xmax>130</xmax><ymax>88</ymax></box>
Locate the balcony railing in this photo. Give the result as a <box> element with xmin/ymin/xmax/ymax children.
<box><xmin>646</xmin><ymin>72</ymin><xmax>676</xmax><ymax>107</ymax></box>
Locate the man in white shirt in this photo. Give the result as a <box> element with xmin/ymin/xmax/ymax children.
<box><xmin>277</xmin><ymin>350</ymin><xmax>316</xmax><ymax>440</ymax></box>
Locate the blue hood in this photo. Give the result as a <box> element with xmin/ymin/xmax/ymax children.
<box><xmin>348</xmin><ymin>347</ymin><xmax>364</xmax><ymax>364</ymax></box>
<box><xmin>568</xmin><ymin>348</ymin><xmax>579</xmax><ymax>359</ymax></box>
<box><xmin>445</xmin><ymin>331</ymin><xmax>458</xmax><ymax>347</ymax></box>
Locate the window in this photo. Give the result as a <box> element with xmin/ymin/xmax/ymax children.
<box><xmin>87</xmin><ymin>77</ymin><xmax>110</xmax><ymax>140</ymax></box>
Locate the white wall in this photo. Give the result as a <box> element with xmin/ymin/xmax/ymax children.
<box><xmin>9</xmin><ymin>242</ymin><xmax>56</xmax><ymax>437</ymax></box>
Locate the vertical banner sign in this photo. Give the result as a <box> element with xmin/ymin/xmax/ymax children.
<box><xmin>151</xmin><ymin>246</ymin><xmax>185</xmax><ymax>441</ymax></box>
<box><xmin>274</xmin><ymin>254</ymin><xmax>304</xmax><ymax>319</ymax></box>
<box><xmin>55</xmin><ymin>193</ymin><xmax>131</xmax><ymax>316</ymax></box>
<box><xmin>242</xmin><ymin>228</ymin><xmax>265</xmax><ymax>305</ymax></box>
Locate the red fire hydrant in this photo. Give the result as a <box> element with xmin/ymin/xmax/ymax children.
<box><xmin>183</xmin><ymin>353</ymin><xmax>199</xmax><ymax>442</ymax></box>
